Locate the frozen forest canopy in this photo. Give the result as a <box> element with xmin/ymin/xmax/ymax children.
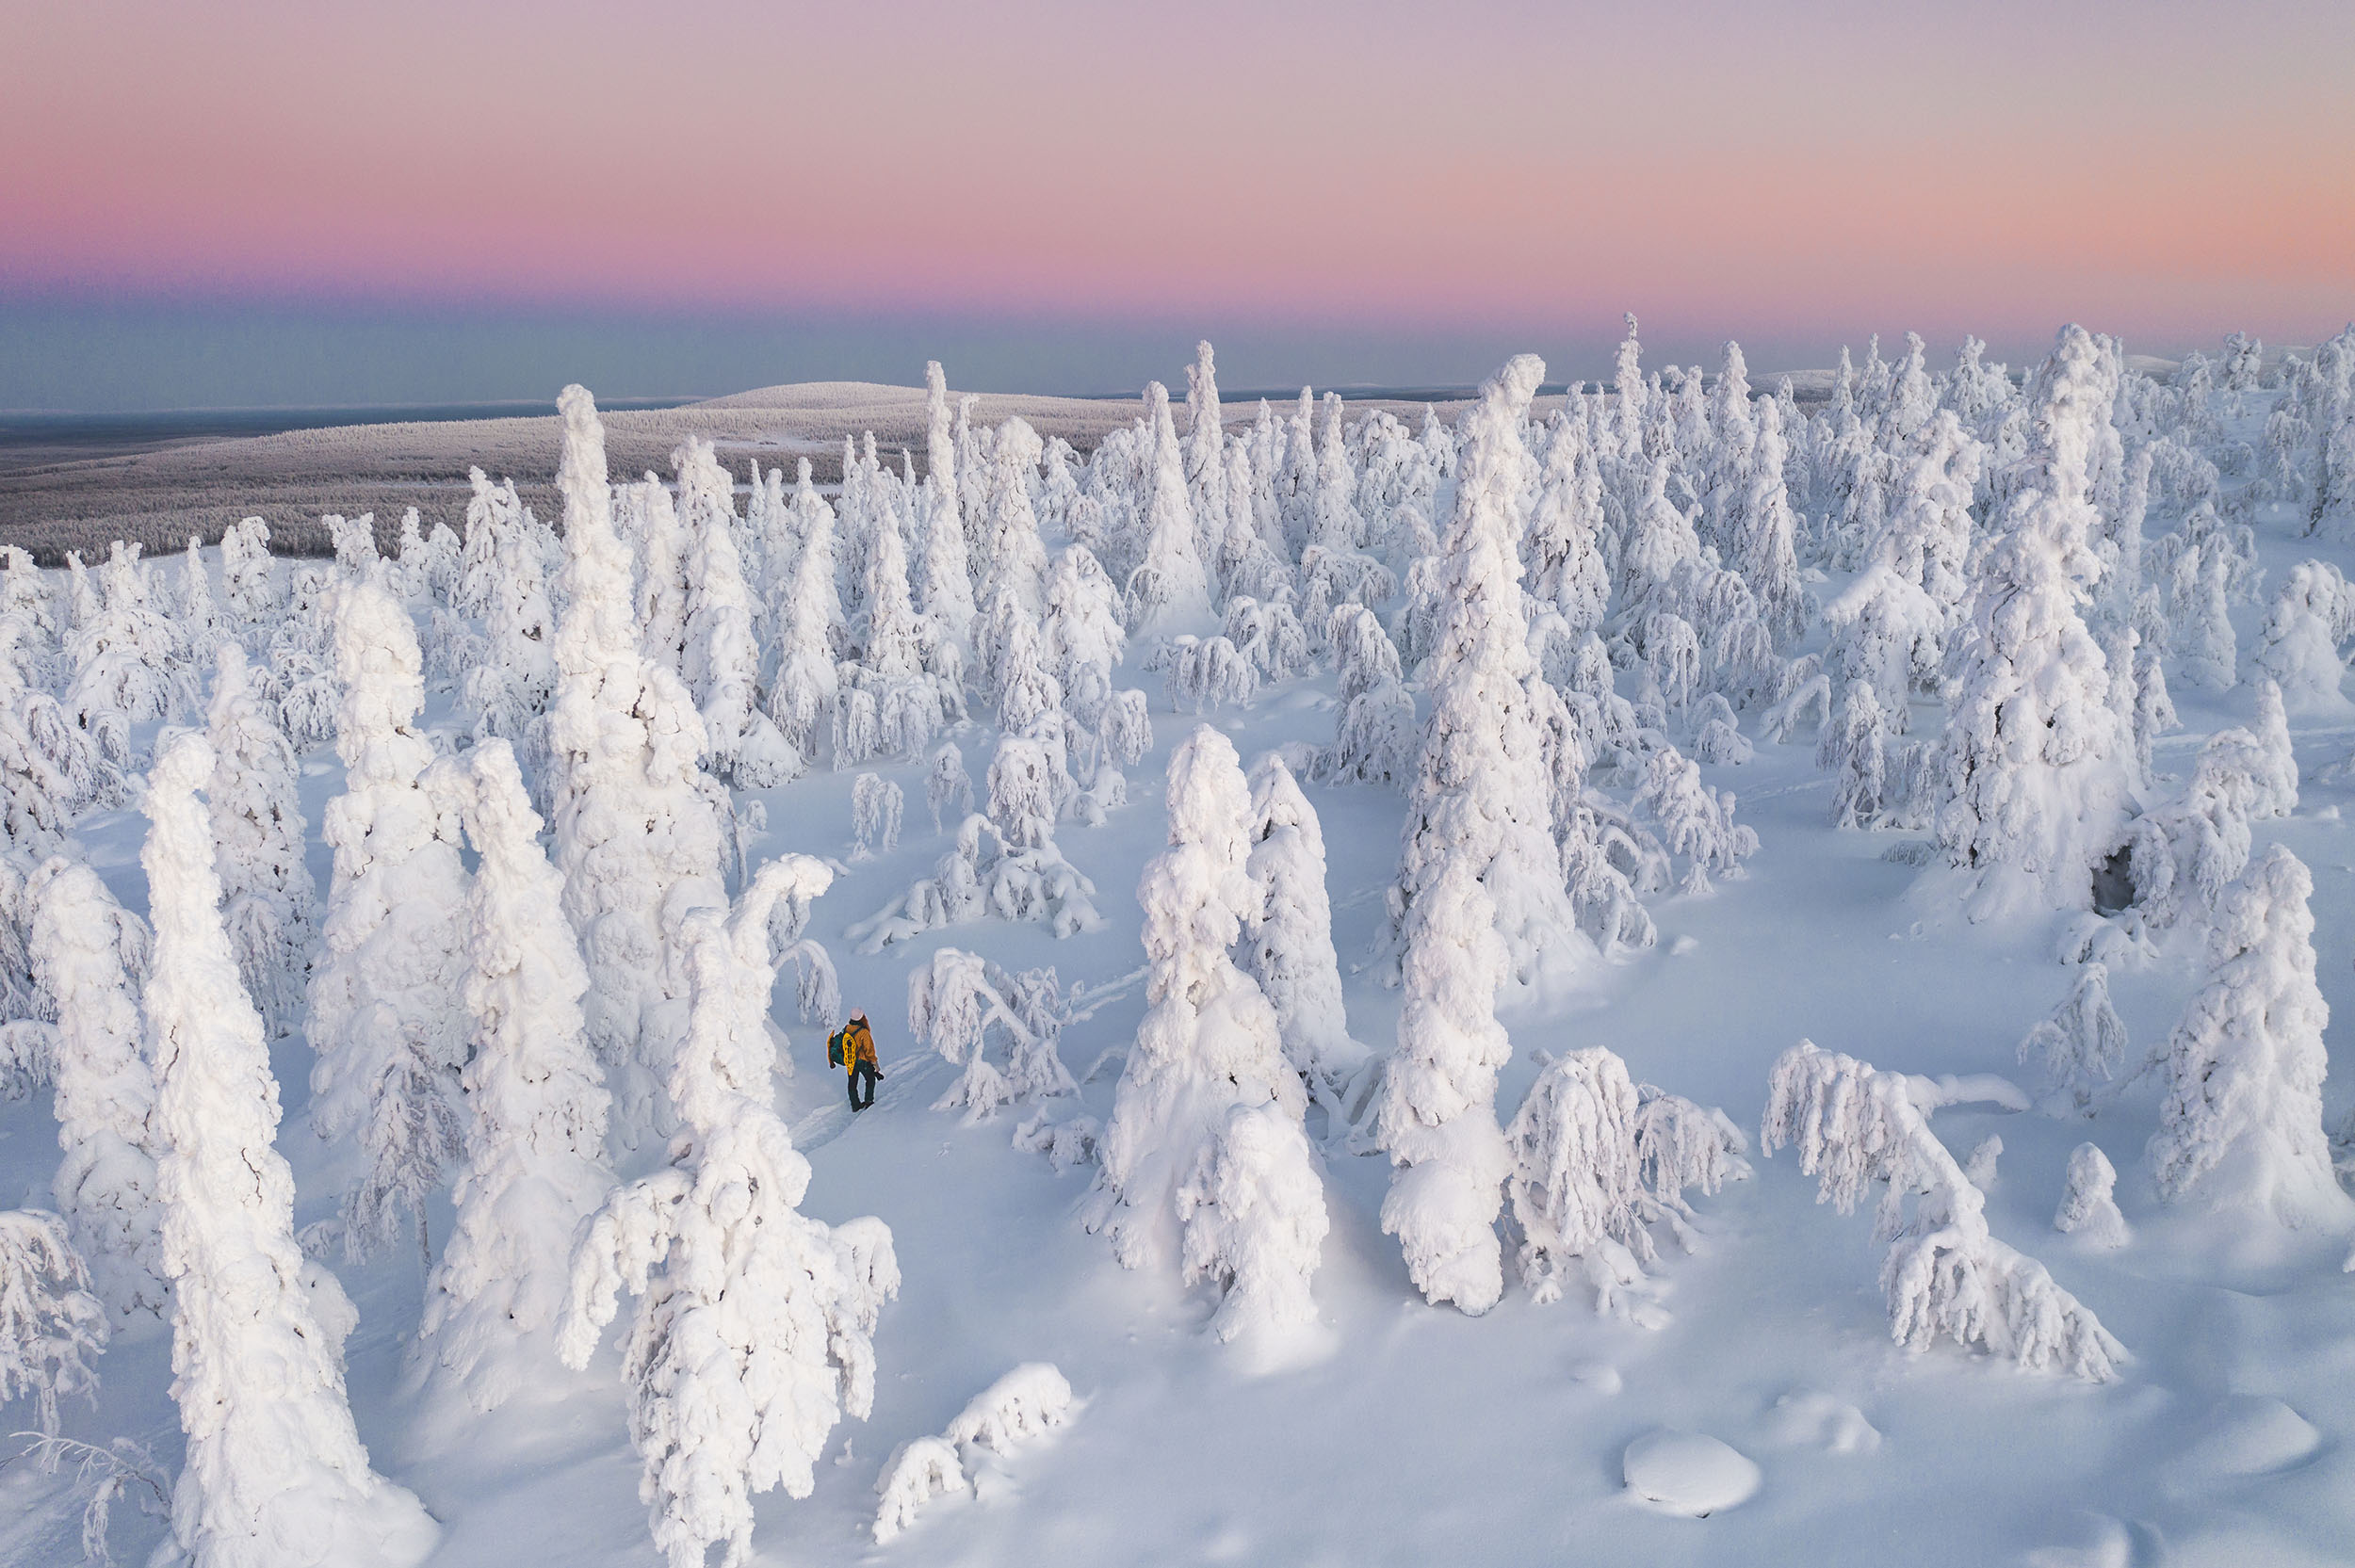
<box><xmin>4</xmin><ymin>319</ymin><xmax>2355</xmax><ymax>1565</ymax></box>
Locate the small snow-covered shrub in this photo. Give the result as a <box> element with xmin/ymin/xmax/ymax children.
<box><xmin>871</xmin><ymin>1364</ymin><xmax>1077</xmax><ymax>1544</ymax></box>
<box><xmin>907</xmin><ymin>946</ymin><xmax>1075</xmax><ymax>1119</ymax></box>
<box><xmin>2018</xmin><ymin>962</ymin><xmax>2128</xmax><ymax>1114</ymax></box>
<box><xmin>0</xmin><ymin>1208</ymin><xmax>106</xmax><ymax>1437</ymax></box>
<box><xmin>852</xmin><ymin>773</ymin><xmax>904</xmax><ymax>861</ymax></box>
<box><xmin>2054</xmin><ymin>1144</ymin><xmax>2128</xmax><ymax>1249</ymax></box>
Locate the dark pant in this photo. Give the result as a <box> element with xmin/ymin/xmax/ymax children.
<box><xmin>848</xmin><ymin>1060</ymin><xmax>877</xmax><ymax>1111</ymax></box>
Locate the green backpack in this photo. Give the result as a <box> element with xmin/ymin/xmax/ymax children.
<box><xmin>826</xmin><ymin>1028</ymin><xmax>844</xmax><ymax>1069</ymax></box>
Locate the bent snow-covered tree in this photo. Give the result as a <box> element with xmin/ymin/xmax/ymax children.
<box><xmin>1762</xmin><ymin>1040</ymin><xmax>2121</xmax><ymax>1381</ymax></box>
<box><xmin>142</xmin><ymin>734</ymin><xmax>439</xmax><ymax>1568</ymax></box>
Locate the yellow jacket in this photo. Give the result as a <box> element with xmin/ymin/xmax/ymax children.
<box><xmin>839</xmin><ymin>1019</ymin><xmax>877</xmax><ymax>1072</ymax></box>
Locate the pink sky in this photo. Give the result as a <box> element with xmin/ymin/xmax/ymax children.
<box><xmin>5</xmin><ymin>0</ymin><xmax>2349</xmax><ymax>352</ymax></box>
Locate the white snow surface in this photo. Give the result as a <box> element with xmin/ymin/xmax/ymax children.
<box><xmin>8</xmin><ymin>360</ymin><xmax>2355</xmax><ymax>1568</ymax></box>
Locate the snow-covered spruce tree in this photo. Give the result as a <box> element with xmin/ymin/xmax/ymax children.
<box><xmin>546</xmin><ymin>387</ymin><xmax>729</xmax><ymax>1145</ymax></box>
<box><xmin>1386</xmin><ymin>355</ymin><xmax>1584</xmax><ymax>986</ymax></box>
<box><xmin>305</xmin><ymin>579</ymin><xmax>470</xmax><ymax>1264</ymax></box>
<box><xmin>1762</xmin><ymin>1041</ymin><xmax>2121</xmax><ymax>1380</ymax></box>
<box><xmin>1242</xmin><ymin>752</ymin><xmax>1368</xmax><ymax>1098</ymax></box>
<box><xmin>927</xmin><ymin>741</ymin><xmax>974</xmax><ymax>833</ymax></box>
<box><xmin>415</xmin><ymin>740</ymin><xmax>612</xmax><ymax>1414</ymax></box>
<box><xmin>1376</xmin><ymin>854</ymin><xmax>1513</xmax><ymax>1315</ymax></box>
<box><xmin>0</xmin><ymin>616</ymin><xmax>104</xmax><ymax>848</ymax></box>
<box><xmin>1127</xmin><ymin>381</ymin><xmax>1215</xmax><ymax>636</ymax></box>
<box><xmin>1045</xmin><ymin>544</ymin><xmax>1128</xmax><ymax>727</ymax></box>
<box><xmin>2149</xmin><ymin>845</ymin><xmax>2347</xmax><ymax>1225</ymax></box>
<box><xmin>1525</xmin><ymin>420</ymin><xmax>1612</xmax><ymax>642</ymax></box>
<box><xmin>27</xmin><ymin>858</ymin><xmax>166</xmax><ymax>1328</ymax></box>
<box><xmin>768</xmin><ymin>462</ymin><xmax>843</xmax><ymax>762</ymax></box>
<box><xmin>560</xmin><ymin>858</ymin><xmax>898</xmax><ymax>1568</ymax></box>
<box><xmin>2250</xmin><ymin>560</ymin><xmax>2355</xmax><ymax>711</ymax></box>
<box><xmin>205</xmin><ymin>643</ymin><xmax>316</xmax><ymax>1043</ymax></box>
<box><xmin>1936</xmin><ymin>326</ymin><xmax>2135</xmax><ymax>920</ymax></box>
<box><xmin>1185</xmin><ymin>341</ymin><xmax>1229</xmax><ymax>575</ymax></box>
<box><xmin>976</xmin><ymin>417</ymin><xmax>1051</xmax><ymax>617</ymax></box>
<box><xmin>460</xmin><ymin>474</ymin><xmax>558</xmax><ymax>745</ymax></box>
<box><xmin>676</xmin><ymin>437</ymin><xmax>798</xmax><ymax>786</ymax></box>
<box><xmin>69</xmin><ymin>542</ymin><xmax>182</xmax><ymax>738</ymax></box>
<box><xmin>1730</xmin><ymin>396</ymin><xmax>1806</xmax><ymax>647</ymax></box>
<box><xmin>324</xmin><ymin>511</ymin><xmax>381</xmax><ymax>577</ymax></box>
<box><xmin>2018</xmin><ymin>961</ymin><xmax>2128</xmax><ymax>1114</ymax></box>
<box><xmin>177</xmin><ymin>536</ymin><xmax>227</xmax><ymax>669</ymax></box>
<box><xmin>0</xmin><ymin>1208</ymin><xmax>106</xmax><ymax>1438</ymax></box>
<box><xmin>626</xmin><ymin>470</ymin><xmax>693</xmax><ymax>677</ymax></box>
<box><xmin>1085</xmin><ymin>727</ymin><xmax>1327</xmax><ymax>1342</ymax></box>
<box><xmin>1503</xmin><ymin>1047</ymin><xmax>1746</xmax><ymax>1317</ymax></box>
<box><xmin>142</xmin><ymin>734</ymin><xmax>439</xmax><ymax>1568</ymax></box>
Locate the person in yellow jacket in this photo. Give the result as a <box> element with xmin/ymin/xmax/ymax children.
<box><xmin>831</xmin><ymin>1011</ymin><xmax>882</xmax><ymax>1112</ymax></box>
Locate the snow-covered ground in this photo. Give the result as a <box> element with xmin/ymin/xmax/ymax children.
<box><xmin>6</xmin><ymin>338</ymin><xmax>2355</xmax><ymax>1567</ymax></box>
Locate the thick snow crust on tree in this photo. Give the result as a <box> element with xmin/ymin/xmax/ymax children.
<box><xmin>304</xmin><ymin>578</ymin><xmax>471</xmax><ymax>1260</ymax></box>
<box><xmin>544</xmin><ymin>386</ymin><xmax>728</xmax><ymax>1147</ymax></box>
<box><xmin>1503</xmin><ymin>1047</ymin><xmax>1746</xmax><ymax>1318</ymax></box>
<box><xmin>907</xmin><ymin>946</ymin><xmax>1075</xmax><ymax>1119</ymax></box>
<box><xmin>1762</xmin><ymin>1041</ymin><xmax>2122</xmax><ymax>1381</ymax></box>
<box><xmin>1388</xmin><ymin>355</ymin><xmax>1587</xmax><ymax>990</ymax></box>
<box><xmin>2150</xmin><ymin>845</ymin><xmax>2347</xmax><ymax>1226</ymax></box>
<box><xmin>141</xmin><ymin>735</ymin><xmax>439</xmax><ymax>1568</ymax></box>
<box><xmin>414</xmin><ymin>740</ymin><xmax>613</xmax><ymax>1414</ymax></box>
<box><xmin>205</xmin><ymin>642</ymin><xmax>316</xmax><ymax>1043</ymax></box>
<box><xmin>1086</xmin><ymin>728</ymin><xmax>1327</xmax><ymax>1342</ymax></box>
<box><xmin>1936</xmin><ymin>327</ymin><xmax>2136</xmax><ymax>922</ymax></box>
<box><xmin>26</xmin><ymin>857</ymin><xmax>166</xmax><ymax>1328</ymax></box>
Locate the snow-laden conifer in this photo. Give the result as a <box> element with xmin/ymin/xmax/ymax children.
<box><xmin>205</xmin><ymin>644</ymin><xmax>315</xmax><ymax>1043</ymax></box>
<box><xmin>414</xmin><ymin>740</ymin><xmax>611</xmax><ymax>1414</ymax></box>
<box><xmin>1936</xmin><ymin>326</ymin><xmax>2135</xmax><ymax>919</ymax></box>
<box><xmin>2150</xmin><ymin>845</ymin><xmax>2346</xmax><ymax>1225</ymax></box>
<box><xmin>1387</xmin><ymin>355</ymin><xmax>1584</xmax><ymax>986</ymax></box>
<box><xmin>852</xmin><ymin>773</ymin><xmax>904</xmax><ymax>862</ymax></box>
<box><xmin>2018</xmin><ymin>962</ymin><xmax>2128</xmax><ymax>1114</ymax></box>
<box><xmin>2250</xmin><ymin>560</ymin><xmax>2354</xmax><ymax>710</ymax></box>
<box><xmin>69</xmin><ymin>542</ymin><xmax>182</xmax><ymax>736</ymax></box>
<box><xmin>1242</xmin><ymin>753</ymin><xmax>1367</xmax><ymax>1098</ymax></box>
<box><xmin>768</xmin><ymin>461</ymin><xmax>844</xmax><ymax>760</ymax></box>
<box><xmin>306</xmin><ymin>579</ymin><xmax>470</xmax><ymax>1261</ymax></box>
<box><xmin>907</xmin><ymin>946</ymin><xmax>1075</xmax><ymax>1119</ymax></box>
<box><xmin>1086</xmin><ymin>728</ymin><xmax>1327</xmax><ymax>1341</ymax></box>
<box><xmin>1128</xmin><ymin>382</ymin><xmax>1215</xmax><ymax>636</ymax></box>
<box><xmin>142</xmin><ymin>734</ymin><xmax>439</xmax><ymax>1568</ymax></box>
<box><xmin>560</xmin><ymin>856</ymin><xmax>898</xmax><ymax>1568</ymax></box>
<box><xmin>676</xmin><ymin>437</ymin><xmax>797</xmax><ymax>786</ymax></box>
<box><xmin>927</xmin><ymin>741</ymin><xmax>974</xmax><ymax>833</ymax></box>
<box><xmin>1376</xmin><ymin>856</ymin><xmax>1513</xmax><ymax>1315</ymax></box>
<box><xmin>27</xmin><ymin>858</ymin><xmax>165</xmax><ymax>1327</ymax></box>
<box><xmin>546</xmin><ymin>387</ymin><xmax>729</xmax><ymax>1143</ymax></box>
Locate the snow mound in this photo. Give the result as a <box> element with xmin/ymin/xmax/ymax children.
<box><xmin>2170</xmin><ymin>1395</ymin><xmax>2320</xmax><ymax>1480</ymax></box>
<box><xmin>1567</xmin><ymin>1359</ymin><xmax>1621</xmax><ymax>1396</ymax></box>
<box><xmin>1762</xmin><ymin>1390</ymin><xmax>1880</xmax><ymax>1455</ymax></box>
<box><xmin>1622</xmin><ymin>1430</ymin><xmax>1761</xmax><ymax>1516</ymax></box>
<box><xmin>2022</xmin><ymin>1511</ymin><xmax>2132</xmax><ymax>1568</ymax></box>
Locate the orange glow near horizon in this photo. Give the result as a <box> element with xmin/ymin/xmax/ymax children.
<box><xmin>4</xmin><ymin>0</ymin><xmax>2349</xmax><ymax>353</ymax></box>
